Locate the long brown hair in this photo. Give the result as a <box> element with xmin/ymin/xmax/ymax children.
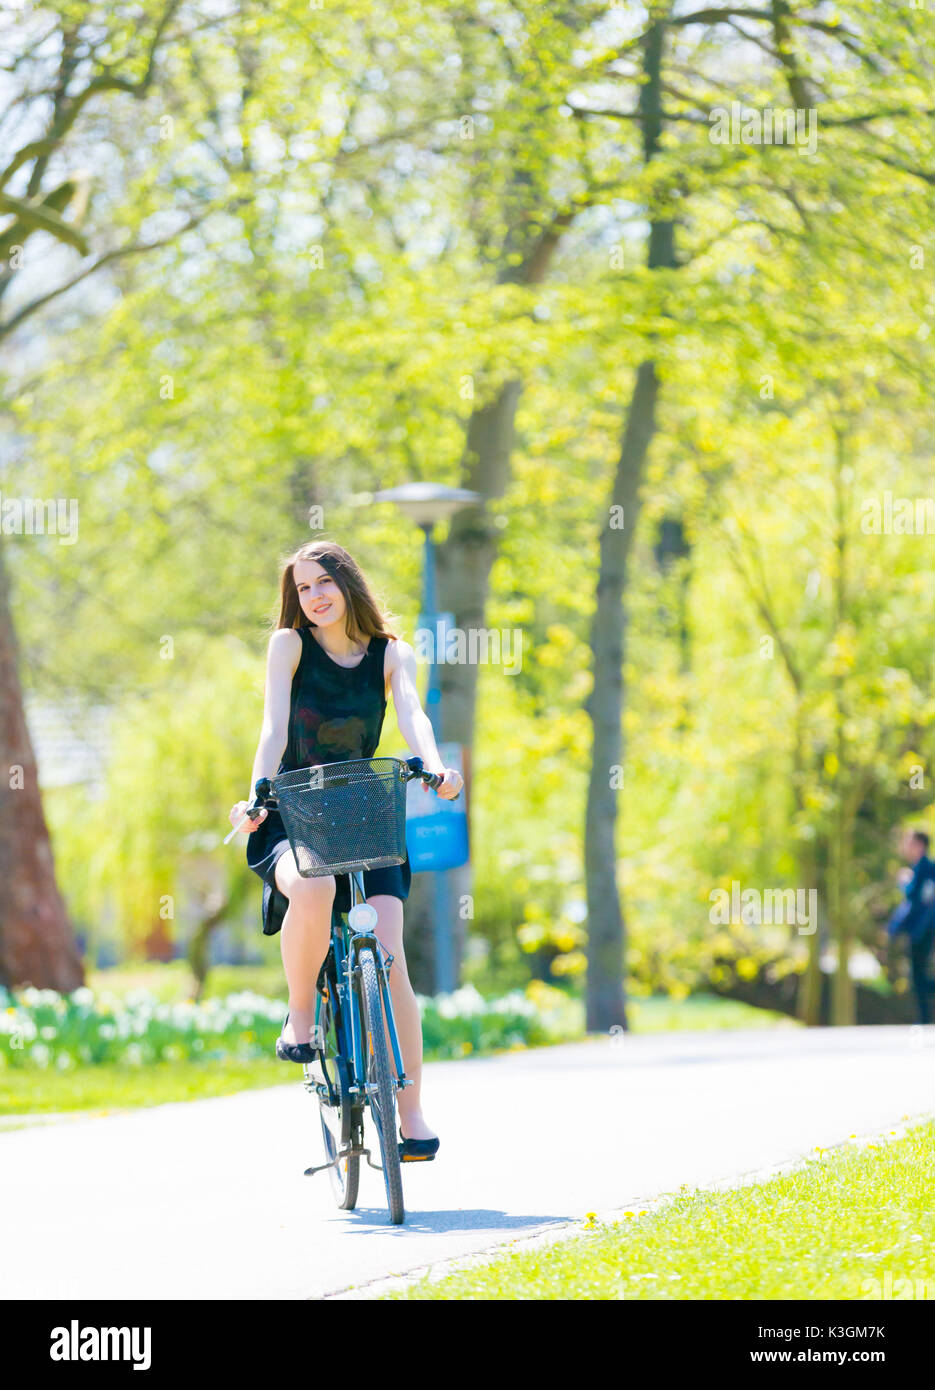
<box><xmin>275</xmin><ymin>540</ymin><xmax>402</xmax><ymax>644</ymax></box>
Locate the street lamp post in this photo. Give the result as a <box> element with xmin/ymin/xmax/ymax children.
<box><xmin>371</xmin><ymin>483</ymin><xmax>481</xmax><ymax>993</ymax></box>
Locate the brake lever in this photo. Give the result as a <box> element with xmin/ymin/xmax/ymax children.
<box><xmin>223</xmin><ymin>803</ymin><xmax>266</xmax><ymax>845</ymax></box>
<box><xmin>223</xmin><ymin>777</ymin><xmax>277</xmax><ymax>845</ymax></box>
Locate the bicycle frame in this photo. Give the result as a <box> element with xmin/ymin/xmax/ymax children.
<box><xmin>245</xmin><ymin>755</ymin><xmax>452</xmax><ymax>1214</ymax></box>
<box><xmin>306</xmin><ymin>869</ymin><xmax>412</xmax><ymax>1172</ymax></box>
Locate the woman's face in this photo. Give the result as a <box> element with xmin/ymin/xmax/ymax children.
<box><xmin>293</xmin><ymin>558</ymin><xmax>347</xmax><ymax>630</ymax></box>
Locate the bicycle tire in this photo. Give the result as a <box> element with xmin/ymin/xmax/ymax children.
<box><xmin>317</xmin><ymin>985</ymin><xmax>360</xmax><ymax>1209</ymax></box>
<box><xmin>358</xmin><ymin>946</ymin><xmax>404</xmax><ymax>1224</ymax></box>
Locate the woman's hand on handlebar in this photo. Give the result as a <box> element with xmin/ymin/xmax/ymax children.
<box><xmin>229</xmin><ymin>799</ymin><xmax>267</xmax><ymax>832</ymax></box>
<box><xmin>429</xmin><ymin>767</ymin><xmax>463</xmax><ymax>800</ymax></box>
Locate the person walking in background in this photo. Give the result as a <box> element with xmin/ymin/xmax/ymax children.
<box><xmin>887</xmin><ymin>829</ymin><xmax>935</xmax><ymax>1024</ymax></box>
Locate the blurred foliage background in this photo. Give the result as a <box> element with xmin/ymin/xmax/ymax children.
<box><xmin>3</xmin><ymin>0</ymin><xmax>935</xmax><ymax>1029</ymax></box>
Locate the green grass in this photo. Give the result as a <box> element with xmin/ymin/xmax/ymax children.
<box><xmin>627</xmin><ymin>994</ymin><xmax>796</xmax><ymax>1032</ymax></box>
<box><xmin>0</xmin><ymin>1056</ymin><xmax>295</xmax><ymax>1123</ymax></box>
<box><xmin>383</xmin><ymin>1119</ymin><xmax>935</xmax><ymax>1300</ymax></box>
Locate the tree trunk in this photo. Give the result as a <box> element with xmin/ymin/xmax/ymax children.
<box><xmin>0</xmin><ymin>538</ymin><xmax>83</xmax><ymax>991</ymax></box>
<box><xmin>407</xmin><ymin>446</ymin><xmax>515</xmax><ymax>995</ymax></box>
<box><xmin>187</xmin><ymin>900</ymin><xmax>229</xmax><ymax>1002</ymax></box>
<box><xmin>797</xmin><ymin>851</ymin><xmax>826</xmax><ymax>1025</ymax></box>
<box><xmin>793</xmin><ymin>703</ymin><xmax>826</xmax><ymax>1025</ymax></box>
<box><xmin>653</xmin><ymin>514</ymin><xmax>692</xmax><ymax>677</ymax></box>
<box><xmin>830</xmin><ymin>423</ymin><xmax>856</xmax><ymax>1025</ymax></box>
<box><xmin>437</xmin><ymin>381</ymin><xmax>524</xmax><ymax>752</ymax></box>
<box><xmin>398</xmin><ymin>873</ymin><xmax>436</xmax><ymax>996</ymax></box>
<box><xmin>585</xmin><ymin>362</ymin><xmax>660</xmax><ymax>1032</ymax></box>
<box><xmin>584</xmin><ymin>10</ymin><xmax>676</xmax><ymax>1032</ymax></box>
<box><xmin>143</xmin><ymin>918</ymin><xmax>175</xmax><ymax>963</ymax></box>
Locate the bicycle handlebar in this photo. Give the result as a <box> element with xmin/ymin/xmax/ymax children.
<box><xmin>402</xmin><ymin>755</ymin><xmax>462</xmax><ymax>800</ymax></box>
<box><xmin>223</xmin><ymin>756</ymin><xmax>460</xmax><ymax>845</ymax></box>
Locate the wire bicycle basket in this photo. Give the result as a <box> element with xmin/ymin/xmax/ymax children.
<box><xmin>272</xmin><ymin>757</ymin><xmax>410</xmax><ymax>877</ymax></box>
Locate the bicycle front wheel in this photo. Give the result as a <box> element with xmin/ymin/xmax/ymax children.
<box><xmin>358</xmin><ymin>946</ymin><xmax>404</xmax><ymax>1225</ymax></box>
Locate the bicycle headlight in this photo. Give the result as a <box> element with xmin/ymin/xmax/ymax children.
<box><xmin>348</xmin><ymin>903</ymin><xmax>378</xmax><ymax>932</ymax></box>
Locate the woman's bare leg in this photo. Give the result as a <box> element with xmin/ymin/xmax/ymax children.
<box><xmin>367</xmin><ymin>894</ymin><xmax>436</xmax><ymax>1143</ymax></box>
<box><xmin>274</xmin><ymin>852</ymin><xmax>335</xmax><ymax>1049</ymax></box>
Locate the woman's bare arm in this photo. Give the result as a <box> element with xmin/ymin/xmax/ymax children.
<box><xmin>388</xmin><ymin>638</ymin><xmax>463</xmax><ymax>799</ymax></box>
<box><xmin>389</xmin><ymin>639</ymin><xmax>444</xmax><ymax>770</ymax></box>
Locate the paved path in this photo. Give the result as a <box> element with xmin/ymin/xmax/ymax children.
<box><xmin>3</xmin><ymin>1025</ymin><xmax>934</xmax><ymax>1299</ymax></box>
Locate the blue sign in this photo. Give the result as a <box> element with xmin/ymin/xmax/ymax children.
<box><xmin>407</xmin><ymin>813</ymin><xmax>469</xmax><ymax>872</ymax></box>
<box><xmin>400</xmin><ymin>742</ymin><xmax>469</xmax><ymax>872</ymax></box>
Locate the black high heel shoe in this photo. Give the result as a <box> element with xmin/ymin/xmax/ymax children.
<box><xmin>275</xmin><ymin>1012</ymin><xmax>320</xmax><ymax>1064</ymax></box>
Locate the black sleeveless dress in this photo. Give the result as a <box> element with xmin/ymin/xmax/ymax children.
<box><xmin>246</xmin><ymin>626</ymin><xmax>412</xmax><ymax>935</ymax></box>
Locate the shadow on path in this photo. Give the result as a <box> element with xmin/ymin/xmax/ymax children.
<box><xmin>334</xmin><ymin>1207</ymin><xmax>572</xmax><ymax>1237</ymax></box>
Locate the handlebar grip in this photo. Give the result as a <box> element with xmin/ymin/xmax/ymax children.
<box><xmin>222</xmin><ymin>800</ymin><xmax>267</xmax><ymax>845</ymax></box>
<box><xmin>403</xmin><ymin>757</ymin><xmax>461</xmax><ymax>799</ymax></box>
<box><xmin>425</xmin><ymin>773</ymin><xmax>461</xmax><ymax>799</ymax></box>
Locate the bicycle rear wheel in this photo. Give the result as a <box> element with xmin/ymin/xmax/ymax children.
<box><xmin>358</xmin><ymin>946</ymin><xmax>404</xmax><ymax>1224</ymax></box>
<box><xmin>313</xmin><ymin>984</ymin><xmax>360</xmax><ymax>1209</ymax></box>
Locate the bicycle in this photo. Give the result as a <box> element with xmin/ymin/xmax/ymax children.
<box><xmin>230</xmin><ymin>754</ymin><xmax>459</xmax><ymax>1225</ymax></box>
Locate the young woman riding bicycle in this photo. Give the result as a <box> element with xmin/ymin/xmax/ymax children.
<box><xmin>228</xmin><ymin>540</ymin><xmax>462</xmax><ymax>1156</ymax></box>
